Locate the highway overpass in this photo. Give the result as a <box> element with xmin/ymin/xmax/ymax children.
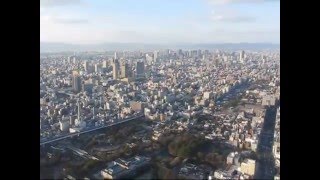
<box><xmin>40</xmin><ymin>114</ymin><xmax>144</xmax><ymax>146</ymax></box>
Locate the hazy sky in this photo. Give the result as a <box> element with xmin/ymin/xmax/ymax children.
<box><xmin>40</xmin><ymin>0</ymin><xmax>280</xmax><ymax>44</ymax></box>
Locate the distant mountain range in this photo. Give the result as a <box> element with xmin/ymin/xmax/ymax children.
<box><xmin>40</xmin><ymin>42</ymin><xmax>280</xmax><ymax>52</ymax></box>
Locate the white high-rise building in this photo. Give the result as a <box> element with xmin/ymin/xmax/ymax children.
<box><xmin>154</xmin><ymin>51</ymin><xmax>159</xmax><ymax>62</ymax></box>
<box><xmin>83</xmin><ymin>61</ymin><xmax>89</xmax><ymax>72</ymax></box>
<box><xmin>77</xmin><ymin>101</ymin><xmax>81</xmax><ymax>122</ymax></box>
<box><xmin>102</xmin><ymin>60</ymin><xmax>108</xmax><ymax>68</ymax></box>
<box><xmin>72</xmin><ymin>56</ymin><xmax>77</xmax><ymax>64</ymax></box>
<box><xmin>92</xmin><ymin>107</ymin><xmax>95</xmax><ymax>119</ymax></box>
<box><xmin>146</xmin><ymin>54</ymin><xmax>153</xmax><ymax>65</ymax></box>
<box><xmin>240</xmin><ymin>50</ymin><xmax>245</xmax><ymax>63</ymax></box>
<box><xmin>95</xmin><ymin>64</ymin><xmax>102</xmax><ymax>73</ymax></box>
<box><xmin>114</xmin><ymin>52</ymin><xmax>118</xmax><ymax>60</ymax></box>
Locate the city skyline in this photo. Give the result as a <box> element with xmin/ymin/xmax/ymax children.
<box><xmin>40</xmin><ymin>1</ymin><xmax>280</xmax><ymax>179</ymax></box>
<box><xmin>40</xmin><ymin>0</ymin><xmax>280</xmax><ymax>44</ymax></box>
<box><xmin>40</xmin><ymin>49</ymin><xmax>280</xmax><ymax>179</ymax></box>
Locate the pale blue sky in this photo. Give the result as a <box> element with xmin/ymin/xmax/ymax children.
<box><xmin>40</xmin><ymin>0</ymin><xmax>280</xmax><ymax>44</ymax></box>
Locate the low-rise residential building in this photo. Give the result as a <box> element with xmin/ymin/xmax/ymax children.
<box><xmin>240</xmin><ymin>159</ymin><xmax>256</xmax><ymax>176</ymax></box>
<box><xmin>94</xmin><ymin>156</ymin><xmax>150</xmax><ymax>179</ymax></box>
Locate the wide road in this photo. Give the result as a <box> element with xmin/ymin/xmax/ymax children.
<box><xmin>254</xmin><ymin>106</ymin><xmax>277</xmax><ymax>179</ymax></box>
<box><xmin>40</xmin><ymin>114</ymin><xmax>144</xmax><ymax>146</ymax></box>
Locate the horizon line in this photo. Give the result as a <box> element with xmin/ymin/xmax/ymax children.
<box><xmin>41</xmin><ymin>42</ymin><xmax>280</xmax><ymax>45</ymax></box>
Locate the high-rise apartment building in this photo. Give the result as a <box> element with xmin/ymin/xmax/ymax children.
<box><xmin>114</xmin><ymin>52</ymin><xmax>118</xmax><ymax>60</ymax></box>
<box><xmin>95</xmin><ymin>64</ymin><xmax>102</xmax><ymax>73</ymax></box>
<box><xmin>154</xmin><ymin>51</ymin><xmax>159</xmax><ymax>62</ymax></box>
<box><xmin>83</xmin><ymin>61</ymin><xmax>89</xmax><ymax>72</ymax></box>
<box><xmin>112</xmin><ymin>59</ymin><xmax>119</xmax><ymax>80</ymax></box>
<box><xmin>102</xmin><ymin>60</ymin><xmax>108</xmax><ymax>68</ymax></box>
<box><xmin>121</xmin><ymin>63</ymin><xmax>130</xmax><ymax>78</ymax></box>
<box><xmin>72</xmin><ymin>75</ymin><xmax>82</xmax><ymax>93</ymax></box>
<box><xmin>240</xmin><ymin>50</ymin><xmax>245</xmax><ymax>63</ymax></box>
<box><xmin>72</xmin><ymin>56</ymin><xmax>77</xmax><ymax>64</ymax></box>
<box><xmin>197</xmin><ymin>49</ymin><xmax>202</xmax><ymax>57</ymax></box>
<box><xmin>136</xmin><ymin>61</ymin><xmax>145</xmax><ymax>77</ymax></box>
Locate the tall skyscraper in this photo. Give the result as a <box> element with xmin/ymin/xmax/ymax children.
<box><xmin>197</xmin><ymin>49</ymin><xmax>202</xmax><ymax>57</ymax></box>
<box><xmin>204</xmin><ymin>50</ymin><xmax>209</xmax><ymax>56</ymax></box>
<box><xmin>154</xmin><ymin>51</ymin><xmax>159</xmax><ymax>62</ymax></box>
<box><xmin>83</xmin><ymin>61</ymin><xmax>89</xmax><ymax>72</ymax></box>
<box><xmin>222</xmin><ymin>55</ymin><xmax>226</xmax><ymax>62</ymax></box>
<box><xmin>136</xmin><ymin>61</ymin><xmax>145</xmax><ymax>77</ymax></box>
<box><xmin>121</xmin><ymin>63</ymin><xmax>129</xmax><ymax>78</ymax></box>
<box><xmin>72</xmin><ymin>56</ymin><xmax>77</xmax><ymax>64</ymax></box>
<box><xmin>146</xmin><ymin>54</ymin><xmax>153</xmax><ymax>65</ymax></box>
<box><xmin>95</xmin><ymin>64</ymin><xmax>101</xmax><ymax>73</ymax></box>
<box><xmin>165</xmin><ymin>49</ymin><xmax>170</xmax><ymax>56</ymax></box>
<box><xmin>114</xmin><ymin>52</ymin><xmax>118</xmax><ymax>60</ymax></box>
<box><xmin>240</xmin><ymin>50</ymin><xmax>245</xmax><ymax>63</ymax></box>
<box><xmin>102</xmin><ymin>60</ymin><xmax>108</xmax><ymax>68</ymax></box>
<box><xmin>72</xmin><ymin>75</ymin><xmax>82</xmax><ymax>93</ymax></box>
<box><xmin>261</xmin><ymin>55</ymin><xmax>267</xmax><ymax>64</ymax></box>
<box><xmin>178</xmin><ymin>49</ymin><xmax>183</xmax><ymax>56</ymax></box>
<box><xmin>112</xmin><ymin>59</ymin><xmax>119</xmax><ymax>80</ymax></box>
